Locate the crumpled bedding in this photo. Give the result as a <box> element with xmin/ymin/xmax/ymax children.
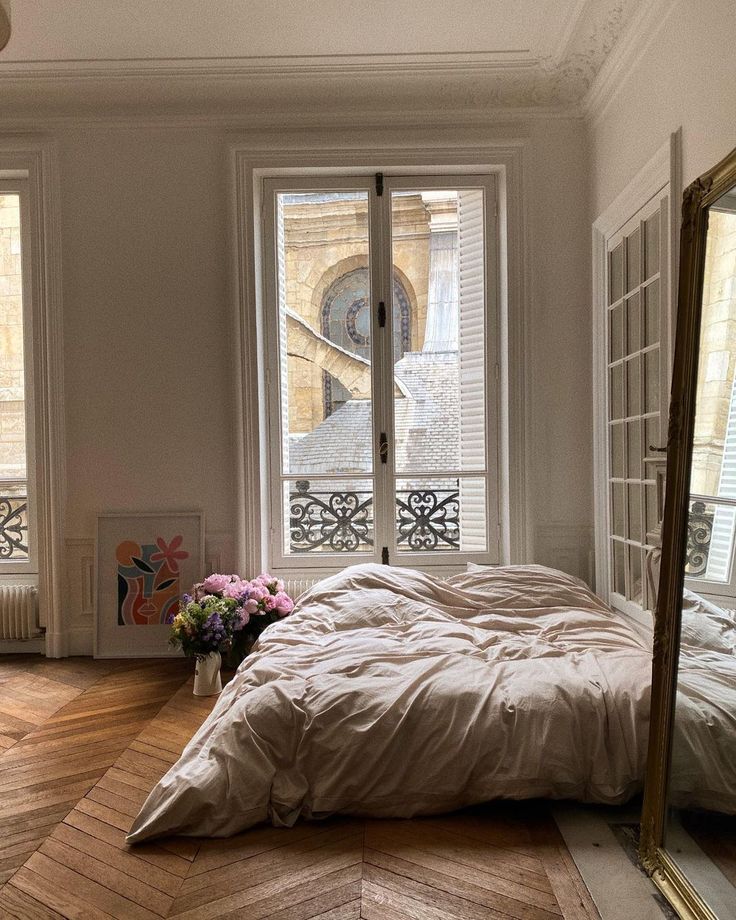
<box><xmin>670</xmin><ymin>589</ymin><xmax>736</xmax><ymax>813</ymax></box>
<box><xmin>127</xmin><ymin>562</ymin><xmax>654</xmax><ymax>843</ymax></box>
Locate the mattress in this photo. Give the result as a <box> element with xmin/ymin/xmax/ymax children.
<box><xmin>127</xmin><ymin>562</ymin><xmax>654</xmax><ymax>842</ymax></box>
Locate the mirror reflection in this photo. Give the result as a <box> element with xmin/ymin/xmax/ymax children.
<box><xmin>668</xmin><ymin>185</ymin><xmax>736</xmax><ymax>918</ymax></box>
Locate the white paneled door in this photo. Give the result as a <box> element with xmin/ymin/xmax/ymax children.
<box><xmin>597</xmin><ymin>183</ymin><xmax>672</xmax><ymax>617</ymax></box>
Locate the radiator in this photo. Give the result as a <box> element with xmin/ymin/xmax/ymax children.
<box><xmin>0</xmin><ymin>584</ymin><xmax>38</xmax><ymax>639</ymax></box>
<box><xmin>284</xmin><ymin>578</ymin><xmax>318</xmax><ymax>600</ymax></box>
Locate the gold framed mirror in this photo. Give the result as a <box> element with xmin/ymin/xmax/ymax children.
<box><xmin>641</xmin><ymin>146</ymin><xmax>736</xmax><ymax>920</ymax></box>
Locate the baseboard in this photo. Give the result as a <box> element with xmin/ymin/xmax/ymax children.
<box><xmin>0</xmin><ymin>637</ymin><xmax>45</xmax><ymax>654</ymax></box>
<box><xmin>67</xmin><ymin>625</ymin><xmax>93</xmax><ymax>656</ymax></box>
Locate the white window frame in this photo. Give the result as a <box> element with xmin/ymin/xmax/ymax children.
<box><xmin>231</xmin><ymin>143</ymin><xmax>529</xmax><ymax>582</ymax></box>
<box><xmin>0</xmin><ymin>140</ymin><xmax>65</xmax><ymax>654</ymax></box>
<box><xmin>0</xmin><ymin>179</ymin><xmax>38</xmax><ymax>577</ymax></box>
<box><xmin>260</xmin><ymin>173</ymin><xmax>500</xmax><ymax>573</ymax></box>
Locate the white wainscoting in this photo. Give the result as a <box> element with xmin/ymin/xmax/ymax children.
<box><xmin>534</xmin><ymin>523</ymin><xmax>595</xmax><ymax>587</ymax></box>
<box><xmin>63</xmin><ymin>531</ymin><xmax>236</xmax><ymax>656</ymax></box>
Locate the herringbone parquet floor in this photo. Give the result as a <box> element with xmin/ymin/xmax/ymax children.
<box><xmin>0</xmin><ymin>657</ymin><xmax>601</xmax><ymax>920</ymax></box>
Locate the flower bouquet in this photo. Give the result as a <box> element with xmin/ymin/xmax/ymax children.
<box><xmin>168</xmin><ymin>572</ymin><xmax>294</xmax><ymax>693</ymax></box>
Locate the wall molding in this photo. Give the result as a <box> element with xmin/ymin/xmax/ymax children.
<box><xmin>534</xmin><ymin>523</ymin><xmax>596</xmax><ymax>585</ymax></box>
<box><xmin>583</xmin><ymin>0</ymin><xmax>681</xmax><ymax>122</ymax></box>
<box><xmin>0</xmin><ymin>138</ymin><xmax>66</xmax><ymax>658</ymax></box>
<box><xmin>0</xmin><ymin>2</ymin><xmax>643</xmax><ymax>123</ymax></box>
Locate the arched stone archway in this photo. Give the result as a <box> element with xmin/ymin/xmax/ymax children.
<box><xmin>319</xmin><ymin>266</ymin><xmax>412</xmax><ymax>416</ymax></box>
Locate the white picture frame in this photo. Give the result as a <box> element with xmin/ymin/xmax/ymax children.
<box><xmin>95</xmin><ymin>511</ymin><xmax>204</xmax><ymax>658</ymax></box>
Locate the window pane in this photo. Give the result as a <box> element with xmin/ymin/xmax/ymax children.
<box><xmin>644</xmin><ymin>279</ymin><xmax>660</xmax><ymax>347</ymax></box>
<box><xmin>609</xmin><ymin>363</ymin><xmax>623</xmax><ymax>421</ymax></box>
<box><xmin>626</xmin><ymin>354</ymin><xmax>641</xmax><ymax>417</ymax></box>
<box><xmin>275</xmin><ymin>190</ymin><xmax>372</xmax><ymax>477</ymax></box>
<box><xmin>391</xmin><ymin>188</ymin><xmax>485</xmax><ymax>476</ymax></box>
<box><xmin>628</xmin><ymin>483</ymin><xmax>642</xmax><ymax>543</ymax></box>
<box><xmin>610</xmin><ymin>422</ymin><xmax>624</xmax><ymax>479</ymax></box>
<box><xmin>395</xmin><ymin>476</ymin><xmax>485</xmax><ymax>553</ymax></box>
<box><xmin>627</xmin><ymin>543</ymin><xmax>643</xmax><ymax>602</ymax></box>
<box><xmin>286</xmin><ymin>478</ymin><xmax>373</xmax><ymax>555</ymax></box>
<box><xmin>611</xmin><ymin>539</ymin><xmax>625</xmax><ymax>595</ymax></box>
<box><xmin>645</xmin><ymin>210</ymin><xmax>660</xmax><ymax>279</ymax></box>
<box><xmin>609</xmin><ymin>243</ymin><xmax>623</xmax><ymax>304</ymax></box>
<box><xmin>626</xmin><ymin>292</ymin><xmax>640</xmax><ymax>354</ymax></box>
<box><xmin>644</xmin><ymin>348</ymin><xmax>660</xmax><ymax>413</ymax></box>
<box><xmin>609</xmin><ymin>303</ymin><xmax>623</xmax><ymax>362</ymax></box>
<box><xmin>0</xmin><ymin>194</ymin><xmax>28</xmax><ymax>562</ymax></box>
<box><xmin>626</xmin><ymin>226</ymin><xmax>641</xmax><ymax>292</ymax></box>
<box><xmin>611</xmin><ymin>482</ymin><xmax>625</xmax><ymax>537</ymax></box>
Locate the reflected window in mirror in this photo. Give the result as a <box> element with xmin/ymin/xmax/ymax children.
<box><xmin>670</xmin><ymin>185</ymin><xmax>736</xmax><ymax>920</ymax></box>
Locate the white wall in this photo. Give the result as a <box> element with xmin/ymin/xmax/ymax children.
<box><xmin>589</xmin><ymin>0</ymin><xmax>736</xmax><ymax>218</ymax></box>
<box><xmin>26</xmin><ymin>116</ymin><xmax>591</xmax><ymax>653</ymax></box>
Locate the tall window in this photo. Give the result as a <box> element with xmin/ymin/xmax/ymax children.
<box><xmin>262</xmin><ymin>175</ymin><xmax>499</xmax><ymax>571</ymax></box>
<box><xmin>686</xmin><ymin>201</ymin><xmax>736</xmax><ymax>599</ymax></box>
<box><xmin>0</xmin><ymin>184</ymin><xmax>35</xmax><ymax>574</ymax></box>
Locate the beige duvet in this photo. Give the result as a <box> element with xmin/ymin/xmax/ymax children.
<box><xmin>127</xmin><ymin>563</ymin><xmax>654</xmax><ymax>843</ymax></box>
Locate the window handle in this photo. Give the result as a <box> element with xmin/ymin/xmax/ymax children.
<box><xmin>379</xmin><ymin>433</ymin><xmax>389</xmax><ymax>463</ymax></box>
<box><xmin>648</xmin><ymin>445</ymin><xmax>667</xmax><ymax>453</ymax></box>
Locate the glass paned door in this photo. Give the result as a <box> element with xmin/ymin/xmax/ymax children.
<box><xmin>606</xmin><ymin>194</ymin><xmax>668</xmax><ymax>610</ymax></box>
<box><xmin>389</xmin><ymin>184</ymin><xmax>492</xmax><ymax>556</ymax></box>
<box><xmin>263</xmin><ymin>174</ymin><xmax>499</xmax><ymax>571</ymax></box>
<box><xmin>272</xmin><ymin>187</ymin><xmax>375</xmax><ymax>557</ymax></box>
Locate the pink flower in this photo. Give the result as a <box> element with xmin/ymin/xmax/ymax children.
<box><xmin>244</xmin><ymin>598</ymin><xmax>259</xmax><ymax>615</ymax></box>
<box><xmin>248</xmin><ymin>585</ymin><xmax>267</xmax><ymax>602</ymax></box>
<box><xmin>263</xmin><ymin>593</ymin><xmax>277</xmax><ymax>611</ymax></box>
<box><xmin>274</xmin><ymin>592</ymin><xmax>294</xmax><ymax>616</ymax></box>
<box><xmin>223</xmin><ymin>579</ymin><xmax>248</xmax><ymax>599</ymax></box>
<box><xmin>235</xmin><ymin>606</ymin><xmax>250</xmax><ymax>627</ymax></box>
<box><xmin>202</xmin><ymin>573</ymin><xmax>230</xmax><ymax>595</ymax></box>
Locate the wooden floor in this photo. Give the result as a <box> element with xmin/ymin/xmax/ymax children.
<box><xmin>0</xmin><ymin>656</ymin><xmax>601</xmax><ymax>920</ymax></box>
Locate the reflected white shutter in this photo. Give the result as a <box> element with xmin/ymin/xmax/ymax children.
<box><xmin>457</xmin><ymin>189</ymin><xmax>486</xmax><ymax>550</ymax></box>
<box><xmin>276</xmin><ymin>194</ymin><xmax>290</xmax><ymax>473</ymax></box>
<box><xmin>706</xmin><ymin>373</ymin><xmax>736</xmax><ymax>580</ymax></box>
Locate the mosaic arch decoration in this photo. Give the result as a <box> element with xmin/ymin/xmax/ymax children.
<box><xmin>321</xmin><ymin>267</ymin><xmax>411</xmax><ymax>417</ymax></box>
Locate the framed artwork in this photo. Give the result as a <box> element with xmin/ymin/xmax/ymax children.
<box><xmin>95</xmin><ymin>512</ymin><xmax>204</xmax><ymax>658</ymax></box>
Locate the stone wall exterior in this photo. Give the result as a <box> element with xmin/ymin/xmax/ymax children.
<box><xmin>0</xmin><ymin>194</ymin><xmax>26</xmax><ymax>481</ymax></box>
<box><xmin>692</xmin><ymin>209</ymin><xmax>736</xmax><ymax>497</ymax></box>
<box><xmin>281</xmin><ymin>193</ymin><xmax>433</xmax><ymax>434</ymax></box>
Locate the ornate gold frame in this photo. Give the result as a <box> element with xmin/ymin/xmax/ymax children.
<box><xmin>639</xmin><ymin>145</ymin><xmax>736</xmax><ymax>919</ymax></box>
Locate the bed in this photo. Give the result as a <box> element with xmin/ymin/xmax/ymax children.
<box><xmin>127</xmin><ymin>562</ymin><xmax>655</xmax><ymax>843</ymax></box>
<box><xmin>670</xmin><ymin>588</ymin><xmax>736</xmax><ymax>813</ymax></box>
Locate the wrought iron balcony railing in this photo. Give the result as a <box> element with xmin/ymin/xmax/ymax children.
<box><xmin>289</xmin><ymin>480</ymin><xmax>460</xmax><ymax>553</ymax></box>
<box><xmin>686</xmin><ymin>499</ymin><xmax>714</xmax><ymax>577</ymax></box>
<box><xmin>0</xmin><ymin>479</ymin><xmax>28</xmax><ymax>560</ymax></box>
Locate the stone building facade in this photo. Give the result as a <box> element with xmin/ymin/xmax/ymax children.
<box><xmin>280</xmin><ymin>191</ymin><xmax>457</xmax><ymax>435</ymax></box>
<box><xmin>0</xmin><ymin>195</ymin><xmax>26</xmax><ymax>482</ymax></box>
<box><xmin>692</xmin><ymin>207</ymin><xmax>736</xmax><ymax>497</ymax></box>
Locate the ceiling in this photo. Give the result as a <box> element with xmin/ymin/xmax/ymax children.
<box><xmin>0</xmin><ymin>0</ymin><xmax>645</xmax><ymax>119</ymax></box>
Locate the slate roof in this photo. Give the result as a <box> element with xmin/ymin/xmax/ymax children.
<box><xmin>288</xmin><ymin>351</ymin><xmax>459</xmax><ymax>476</ymax></box>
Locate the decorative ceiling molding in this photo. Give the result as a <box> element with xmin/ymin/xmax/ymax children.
<box><xmin>0</xmin><ymin>0</ymin><xmax>644</xmax><ymax>119</ymax></box>
<box><xmin>583</xmin><ymin>0</ymin><xmax>680</xmax><ymax>121</ymax></box>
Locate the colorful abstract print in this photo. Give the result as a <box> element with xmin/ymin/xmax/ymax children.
<box><xmin>117</xmin><ymin>536</ymin><xmax>189</xmax><ymax>626</ymax></box>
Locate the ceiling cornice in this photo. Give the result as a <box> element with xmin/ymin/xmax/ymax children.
<box><xmin>583</xmin><ymin>0</ymin><xmax>680</xmax><ymax>121</ymax></box>
<box><xmin>0</xmin><ymin>1</ymin><xmax>643</xmax><ymax>121</ymax></box>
